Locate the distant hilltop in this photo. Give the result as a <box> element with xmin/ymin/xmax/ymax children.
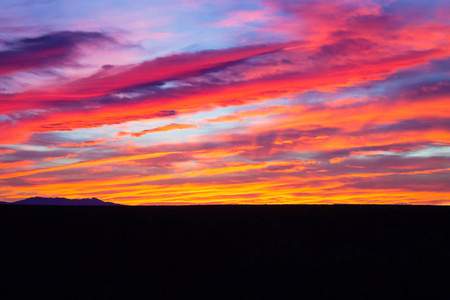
<box><xmin>0</xmin><ymin>196</ymin><xmax>124</xmax><ymax>206</ymax></box>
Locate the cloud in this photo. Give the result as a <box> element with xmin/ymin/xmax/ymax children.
<box><xmin>213</xmin><ymin>8</ymin><xmax>273</xmax><ymax>27</ymax></box>
<box><xmin>0</xmin><ymin>151</ymin><xmax>180</xmax><ymax>180</ymax></box>
<box><xmin>0</xmin><ymin>160</ymin><xmax>34</xmax><ymax>169</ymax></box>
<box><xmin>0</xmin><ymin>149</ymin><xmax>15</xmax><ymax>155</ymax></box>
<box><xmin>0</xmin><ymin>31</ymin><xmax>114</xmax><ymax>76</ymax></box>
<box><xmin>118</xmin><ymin>123</ymin><xmax>199</xmax><ymax>138</ymax></box>
<box><xmin>207</xmin><ymin>105</ymin><xmax>290</xmax><ymax>123</ymax></box>
<box><xmin>330</xmin><ymin>157</ymin><xmax>348</xmax><ymax>164</ymax></box>
<box><xmin>58</xmin><ymin>40</ymin><xmax>301</xmax><ymax>97</ymax></box>
<box><xmin>58</xmin><ymin>138</ymin><xmax>118</xmax><ymax>148</ymax></box>
<box><xmin>43</xmin><ymin>153</ymin><xmax>79</xmax><ymax>161</ymax></box>
<box><xmin>0</xmin><ymin>8</ymin><xmax>446</xmax><ymax>146</ymax></box>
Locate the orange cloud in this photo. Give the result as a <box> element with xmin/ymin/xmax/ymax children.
<box><xmin>207</xmin><ymin>105</ymin><xmax>291</xmax><ymax>123</ymax></box>
<box><xmin>192</xmin><ymin>146</ymin><xmax>261</xmax><ymax>160</ymax></box>
<box><xmin>329</xmin><ymin>157</ymin><xmax>348</xmax><ymax>164</ymax></box>
<box><xmin>0</xmin><ymin>151</ymin><xmax>179</xmax><ymax>180</ymax></box>
<box><xmin>59</xmin><ymin>138</ymin><xmax>118</xmax><ymax>148</ymax></box>
<box><xmin>118</xmin><ymin>123</ymin><xmax>198</xmax><ymax>138</ymax></box>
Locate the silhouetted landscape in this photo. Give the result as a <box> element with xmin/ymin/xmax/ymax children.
<box><xmin>3</xmin><ymin>196</ymin><xmax>124</xmax><ymax>206</ymax></box>
<box><xmin>1</xmin><ymin>202</ymin><xmax>449</xmax><ymax>298</ymax></box>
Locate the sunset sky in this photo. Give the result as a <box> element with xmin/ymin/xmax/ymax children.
<box><xmin>0</xmin><ymin>0</ymin><xmax>449</xmax><ymax>205</ymax></box>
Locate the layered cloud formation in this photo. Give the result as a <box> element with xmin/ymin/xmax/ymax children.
<box><xmin>0</xmin><ymin>0</ymin><xmax>449</xmax><ymax>204</ymax></box>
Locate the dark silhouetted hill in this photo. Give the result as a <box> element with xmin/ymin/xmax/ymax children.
<box><xmin>11</xmin><ymin>196</ymin><xmax>124</xmax><ymax>206</ymax></box>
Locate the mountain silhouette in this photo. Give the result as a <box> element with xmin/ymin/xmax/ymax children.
<box><xmin>10</xmin><ymin>196</ymin><xmax>124</xmax><ymax>206</ymax></box>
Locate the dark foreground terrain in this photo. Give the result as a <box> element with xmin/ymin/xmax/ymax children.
<box><xmin>1</xmin><ymin>205</ymin><xmax>450</xmax><ymax>299</ymax></box>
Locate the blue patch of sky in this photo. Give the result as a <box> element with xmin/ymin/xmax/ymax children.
<box><xmin>51</xmin><ymin>126</ymin><xmax>117</xmax><ymax>142</ymax></box>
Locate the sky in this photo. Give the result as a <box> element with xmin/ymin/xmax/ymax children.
<box><xmin>0</xmin><ymin>0</ymin><xmax>449</xmax><ymax>205</ymax></box>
